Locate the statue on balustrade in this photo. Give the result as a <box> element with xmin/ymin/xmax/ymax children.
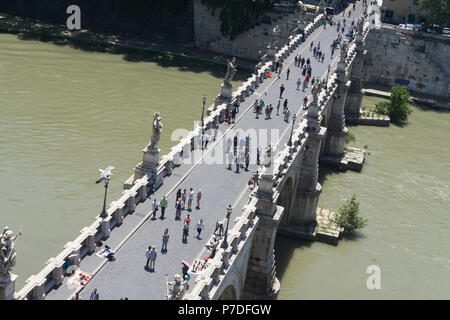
<box><xmin>311</xmin><ymin>78</ymin><xmax>323</xmax><ymax>104</ymax></box>
<box><xmin>167</xmin><ymin>274</ymin><xmax>188</xmax><ymax>300</ymax></box>
<box><xmin>0</xmin><ymin>227</ymin><xmax>21</xmax><ymax>280</ymax></box>
<box><xmin>298</xmin><ymin>1</ymin><xmax>307</xmax><ymax>22</ymax></box>
<box><xmin>339</xmin><ymin>40</ymin><xmax>349</xmax><ymax>63</ymax></box>
<box><xmin>357</xmin><ymin>17</ymin><xmax>365</xmax><ymax>35</ymax></box>
<box><xmin>149</xmin><ymin>112</ymin><xmax>163</xmax><ymax>150</ymax></box>
<box><xmin>223</xmin><ymin>57</ymin><xmax>237</xmax><ymax>86</ymax></box>
<box><xmin>269</xmin><ymin>25</ymin><xmax>280</xmax><ymax>50</ymax></box>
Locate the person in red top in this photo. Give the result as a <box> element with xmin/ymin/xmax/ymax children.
<box><xmin>303</xmin><ymin>96</ymin><xmax>308</xmax><ymax>109</ymax></box>
<box><xmin>184</xmin><ymin>214</ymin><xmax>191</xmax><ymax>226</ymax></box>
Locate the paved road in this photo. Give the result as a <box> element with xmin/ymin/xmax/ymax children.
<box><xmin>47</xmin><ymin>2</ymin><xmax>366</xmax><ymax>300</ymax></box>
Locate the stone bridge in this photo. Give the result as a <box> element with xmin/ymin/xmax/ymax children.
<box><xmin>185</xmin><ymin>20</ymin><xmax>371</xmax><ymax>300</ymax></box>
<box><xmin>6</xmin><ymin>0</ymin><xmax>376</xmax><ymax>300</ymax></box>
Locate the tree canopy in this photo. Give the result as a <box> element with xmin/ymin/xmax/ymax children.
<box><xmin>201</xmin><ymin>0</ymin><xmax>276</xmax><ymax>40</ymax></box>
<box><xmin>420</xmin><ymin>0</ymin><xmax>450</xmax><ymax>27</ymax></box>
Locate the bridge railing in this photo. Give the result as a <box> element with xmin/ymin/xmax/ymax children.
<box><xmin>185</xmin><ymin>198</ymin><xmax>259</xmax><ymax>300</ymax></box>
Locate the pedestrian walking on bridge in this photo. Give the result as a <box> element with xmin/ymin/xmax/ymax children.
<box><xmin>196</xmin><ymin>219</ymin><xmax>204</xmax><ymax>239</ymax></box>
<box><xmin>162</xmin><ymin>229</ymin><xmax>169</xmax><ymax>252</ymax></box>
<box><xmin>182</xmin><ymin>222</ymin><xmax>189</xmax><ymax>243</ymax></box>
<box><xmin>151</xmin><ymin>198</ymin><xmax>159</xmax><ymax>219</ymax></box>
<box><xmin>160</xmin><ymin>195</ymin><xmax>167</xmax><ymax>219</ymax></box>
<box><xmin>279</xmin><ymin>84</ymin><xmax>285</xmax><ymax>98</ymax></box>
<box><xmin>196</xmin><ymin>189</ymin><xmax>202</xmax><ymax>209</ymax></box>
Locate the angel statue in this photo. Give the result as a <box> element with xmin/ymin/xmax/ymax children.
<box><xmin>269</xmin><ymin>25</ymin><xmax>280</xmax><ymax>49</ymax></box>
<box><xmin>339</xmin><ymin>41</ymin><xmax>349</xmax><ymax>63</ymax></box>
<box><xmin>167</xmin><ymin>274</ymin><xmax>188</xmax><ymax>300</ymax></box>
<box><xmin>149</xmin><ymin>112</ymin><xmax>163</xmax><ymax>150</ymax></box>
<box><xmin>0</xmin><ymin>226</ymin><xmax>21</xmax><ymax>278</ymax></box>
<box><xmin>357</xmin><ymin>17</ymin><xmax>365</xmax><ymax>35</ymax></box>
<box><xmin>298</xmin><ymin>1</ymin><xmax>307</xmax><ymax>21</ymax></box>
<box><xmin>311</xmin><ymin>78</ymin><xmax>323</xmax><ymax>104</ymax></box>
<box><xmin>223</xmin><ymin>57</ymin><xmax>237</xmax><ymax>86</ymax></box>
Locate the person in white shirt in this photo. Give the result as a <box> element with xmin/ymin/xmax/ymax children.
<box><xmin>151</xmin><ymin>199</ymin><xmax>159</xmax><ymax>219</ymax></box>
<box><xmin>188</xmin><ymin>188</ymin><xmax>195</xmax><ymax>210</ymax></box>
<box><xmin>196</xmin><ymin>219</ymin><xmax>204</xmax><ymax>239</ymax></box>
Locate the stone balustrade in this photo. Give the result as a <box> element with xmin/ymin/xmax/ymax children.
<box><xmin>185</xmin><ymin>198</ymin><xmax>260</xmax><ymax>300</ymax></box>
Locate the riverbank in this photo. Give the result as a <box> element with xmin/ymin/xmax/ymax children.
<box><xmin>362</xmin><ymin>84</ymin><xmax>450</xmax><ymax>111</ymax></box>
<box><xmin>0</xmin><ymin>12</ymin><xmax>257</xmax><ymax>71</ymax></box>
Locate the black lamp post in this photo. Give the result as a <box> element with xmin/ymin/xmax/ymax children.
<box><xmin>288</xmin><ymin>114</ymin><xmax>297</xmax><ymax>146</ymax></box>
<box><xmin>221</xmin><ymin>205</ymin><xmax>233</xmax><ymax>249</ymax></box>
<box><xmin>100</xmin><ymin>179</ymin><xmax>109</xmax><ymax>219</ymax></box>
<box><xmin>201</xmin><ymin>95</ymin><xmax>207</xmax><ymax>149</ymax></box>
<box><xmin>96</xmin><ymin>166</ymin><xmax>114</xmax><ymax>219</ymax></box>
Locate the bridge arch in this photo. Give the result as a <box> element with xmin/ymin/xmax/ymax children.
<box><xmin>218</xmin><ymin>285</ymin><xmax>237</xmax><ymax>300</ymax></box>
<box><xmin>277</xmin><ymin>176</ymin><xmax>293</xmax><ymax>226</ymax></box>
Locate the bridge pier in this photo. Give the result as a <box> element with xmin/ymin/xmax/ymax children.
<box><xmin>345</xmin><ymin>34</ymin><xmax>366</xmax><ymax>120</ymax></box>
<box><xmin>323</xmin><ymin>62</ymin><xmax>350</xmax><ymax>156</ymax></box>
<box><xmin>243</xmin><ymin>169</ymin><xmax>283</xmax><ymax>299</ymax></box>
<box><xmin>290</xmin><ymin>97</ymin><xmax>326</xmax><ymax>226</ymax></box>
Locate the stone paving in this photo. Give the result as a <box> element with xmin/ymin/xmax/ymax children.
<box><xmin>45</xmin><ymin>2</ymin><xmax>366</xmax><ymax>300</ymax></box>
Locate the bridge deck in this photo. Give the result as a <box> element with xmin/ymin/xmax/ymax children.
<box><xmin>45</xmin><ymin>2</ymin><xmax>365</xmax><ymax>300</ymax></box>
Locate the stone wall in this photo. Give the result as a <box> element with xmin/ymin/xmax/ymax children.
<box><xmin>0</xmin><ymin>0</ymin><xmax>194</xmax><ymax>44</ymax></box>
<box><xmin>364</xmin><ymin>26</ymin><xmax>450</xmax><ymax>98</ymax></box>
<box><xmin>193</xmin><ymin>0</ymin><xmax>316</xmax><ymax>61</ymax></box>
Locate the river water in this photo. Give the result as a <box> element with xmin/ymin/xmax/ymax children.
<box><xmin>1</xmin><ymin>32</ymin><xmax>449</xmax><ymax>299</ymax></box>
<box><xmin>0</xmin><ymin>33</ymin><xmax>245</xmax><ymax>288</ymax></box>
<box><xmin>276</xmin><ymin>103</ymin><xmax>450</xmax><ymax>299</ymax></box>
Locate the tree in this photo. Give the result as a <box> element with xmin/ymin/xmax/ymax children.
<box><xmin>334</xmin><ymin>195</ymin><xmax>367</xmax><ymax>235</ymax></box>
<box><xmin>420</xmin><ymin>0</ymin><xmax>450</xmax><ymax>27</ymax></box>
<box><xmin>201</xmin><ymin>0</ymin><xmax>275</xmax><ymax>40</ymax></box>
<box><xmin>387</xmin><ymin>86</ymin><xmax>412</xmax><ymax>125</ymax></box>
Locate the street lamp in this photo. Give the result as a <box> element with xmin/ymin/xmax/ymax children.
<box><xmin>221</xmin><ymin>205</ymin><xmax>233</xmax><ymax>249</ymax></box>
<box><xmin>96</xmin><ymin>166</ymin><xmax>114</xmax><ymax>219</ymax></box>
<box><xmin>288</xmin><ymin>114</ymin><xmax>297</xmax><ymax>146</ymax></box>
<box><xmin>201</xmin><ymin>95</ymin><xmax>207</xmax><ymax>149</ymax></box>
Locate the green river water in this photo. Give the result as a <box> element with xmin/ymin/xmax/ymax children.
<box><xmin>1</xmin><ymin>33</ymin><xmax>449</xmax><ymax>298</ymax></box>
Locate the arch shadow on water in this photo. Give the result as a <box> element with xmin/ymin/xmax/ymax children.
<box><xmin>274</xmin><ymin>234</ymin><xmax>313</xmax><ymax>281</ymax></box>
<box><xmin>8</xmin><ymin>31</ymin><xmax>251</xmax><ymax>81</ymax></box>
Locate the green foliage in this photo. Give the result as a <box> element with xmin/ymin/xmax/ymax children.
<box><xmin>334</xmin><ymin>195</ymin><xmax>367</xmax><ymax>235</ymax></box>
<box><xmin>420</xmin><ymin>0</ymin><xmax>450</xmax><ymax>27</ymax></box>
<box><xmin>201</xmin><ymin>0</ymin><xmax>275</xmax><ymax>40</ymax></box>
<box><xmin>374</xmin><ymin>101</ymin><xmax>389</xmax><ymax>115</ymax></box>
<box><xmin>345</xmin><ymin>131</ymin><xmax>355</xmax><ymax>144</ymax></box>
<box><xmin>388</xmin><ymin>86</ymin><xmax>412</xmax><ymax>125</ymax></box>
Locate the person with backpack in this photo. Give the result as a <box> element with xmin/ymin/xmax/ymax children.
<box><xmin>162</xmin><ymin>229</ymin><xmax>169</xmax><ymax>252</ymax></box>
<box><xmin>196</xmin><ymin>219</ymin><xmax>204</xmax><ymax>239</ymax></box>
<box><xmin>182</xmin><ymin>222</ymin><xmax>189</xmax><ymax>242</ymax></box>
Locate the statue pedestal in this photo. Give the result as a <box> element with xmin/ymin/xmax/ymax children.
<box><xmin>220</xmin><ymin>83</ymin><xmax>232</xmax><ymax>100</ymax></box>
<box><xmin>0</xmin><ymin>273</ymin><xmax>17</xmax><ymax>300</ymax></box>
<box><xmin>266</xmin><ymin>47</ymin><xmax>276</xmax><ymax>61</ymax></box>
<box><xmin>214</xmin><ymin>83</ymin><xmax>233</xmax><ymax>108</ymax></box>
<box><xmin>134</xmin><ymin>147</ymin><xmax>160</xmax><ymax>181</ymax></box>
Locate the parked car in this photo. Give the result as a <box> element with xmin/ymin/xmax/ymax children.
<box><xmin>443</xmin><ymin>28</ymin><xmax>450</xmax><ymax>35</ymax></box>
<box><xmin>398</xmin><ymin>24</ymin><xmax>414</xmax><ymax>31</ymax></box>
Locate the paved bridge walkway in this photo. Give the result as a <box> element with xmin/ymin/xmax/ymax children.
<box><xmin>45</xmin><ymin>2</ymin><xmax>365</xmax><ymax>300</ymax></box>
